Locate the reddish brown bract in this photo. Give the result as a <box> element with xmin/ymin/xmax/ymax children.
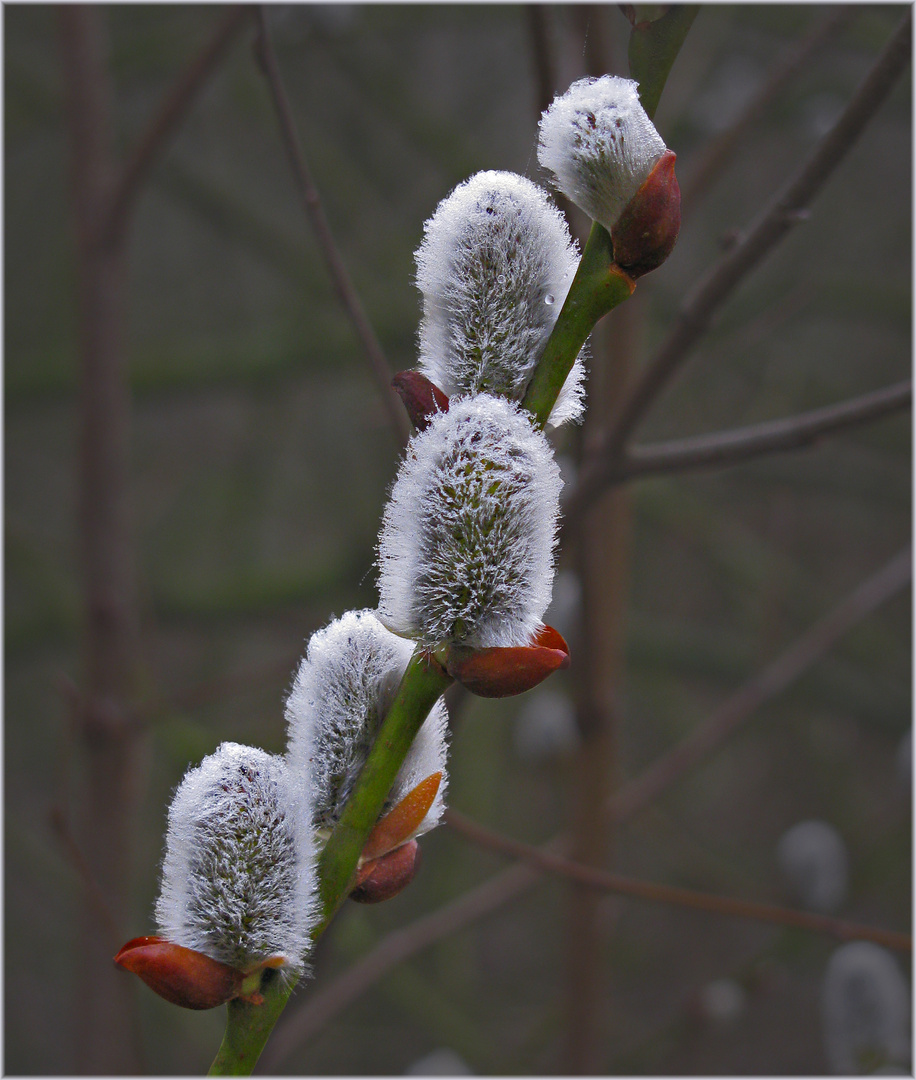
<box><xmin>611</xmin><ymin>150</ymin><xmax>680</xmax><ymax>278</ymax></box>
<box><xmin>392</xmin><ymin>370</ymin><xmax>450</xmax><ymax>431</ymax></box>
<box><xmin>351</xmin><ymin>839</ymin><xmax>422</xmax><ymax>903</ymax></box>
<box><xmin>445</xmin><ymin>624</ymin><xmax>570</xmax><ymax>697</ymax></box>
<box><xmin>114</xmin><ymin>936</ymin><xmax>245</xmax><ymax>1010</ymax></box>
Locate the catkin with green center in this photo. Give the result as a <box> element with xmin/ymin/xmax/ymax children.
<box><xmin>377</xmin><ymin>394</ymin><xmax>562</xmax><ymax>651</ymax></box>
<box><xmin>415</xmin><ymin>170</ymin><xmax>585</xmax><ymax>428</ymax></box>
<box><xmin>155</xmin><ymin>742</ymin><xmax>317</xmax><ymax>977</ymax></box>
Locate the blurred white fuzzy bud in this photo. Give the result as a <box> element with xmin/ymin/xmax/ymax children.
<box><xmin>538</xmin><ymin>75</ymin><xmax>667</xmax><ymax>234</ymax></box>
<box><xmin>699</xmin><ymin>978</ymin><xmax>747</xmax><ymax>1025</ymax></box>
<box><xmin>155</xmin><ymin>742</ymin><xmax>317</xmax><ymax>976</ymax></box>
<box><xmin>776</xmin><ymin>819</ymin><xmax>849</xmax><ymax>914</ymax></box>
<box><xmin>821</xmin><ymin>942</ymin><xmax>911</xmax><ymax>1074</ymax></box>
<box><xmin>405</xmin><ymin>1048</ymin><xmax>474</xmax><ymax>1076</ymax></box>
<box><xmin>415</xmin><ymin>170</ymin><xmax>586</xmax><ymax>427</ymax></box>
<box><xmin>513</xmin><ymin>688</ymin><xmax>579</xmax><ymax>763</ymax></box>
<box><xmin>377</xmin><ymin>394</ymin><xmax>562</xmax><ymax>651</ymax></box>
<box><xmin>285</xmin><ymin>609</ymin><xmax>448</xmax><ymax>831</ymax></box>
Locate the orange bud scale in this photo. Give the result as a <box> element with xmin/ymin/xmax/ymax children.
<box><xmin>361</xmin><ymin>771</ymin><xmax>442</xmax><ymax>863</ymax></box>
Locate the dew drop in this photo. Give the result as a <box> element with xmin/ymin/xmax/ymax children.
<box><xmin>496</xmin><ymin>274</ymin><xmax>507</xmax><ymax>285</ymax></box>
<box><xmin>544</xmin><ymin>294</ymin><xmax>555</xmax><ymax>306</ymax></box>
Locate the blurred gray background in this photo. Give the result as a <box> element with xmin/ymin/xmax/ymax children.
<box><xmin>5</xmin><ymin>4</ymin><xmax>911</xmax><ymax>1075</ymax></box>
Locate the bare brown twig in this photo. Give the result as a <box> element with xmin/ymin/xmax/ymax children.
<box><xmin>266</xmin><ymin>549</ymin><xmax>910</xmax><ymax>1062</ymax></box>
<box><xmin>253</xmin><ymin>6</ymin><xmax>411</xmax><ymax>446</ymax></box>
<box><xmin>681</xmin><ymin>6</ymin><xmax>856</xmax><ymax>210</ymax></box>
<box><xmin>601</xmin><ymin>10</ymin><xmax>912</xmax><ymax>458</ymax></box>
<box><xmin>59</xmin><ymin>6</ymin><xmax>144</xmax><ymax>1070</ymax></box>
<box><xmin>261</xmin><ymin>859</ymin><xmax>543</xmax><ymax>1070</ymax></box>
<box><xmin>444</xmin><ymin>809</ymin><xmax>912</xmax><ymax>953</ymax></box>
<box><xmin>567</xmin><ymin>380</ymin><xmax>912</xmax><ymax>522</ymax></box>
<box><xmin>48</xmin><ymin>672</ymin><xmax>122</xmax><ymax>942</ymax></box>
<box><xmin>104</xmin><ymin>5</ymin><xmax>256</xmax><ymax>244</ymax></box>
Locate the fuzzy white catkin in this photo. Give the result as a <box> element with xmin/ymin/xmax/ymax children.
<box><xmin>538</xmin><ymin>75</ymin><xmax>667</xmax><ymax>234</ymax></box>
<box><xmin>776</xmin><ymin>819</ymin><xmax>849</xmax><ymax>914</ymax></box>
<box><xmin>821</xmin><ymin>942</ymin><xmax>911</xmax><ymax>1074</ymax></box>
<box><xmin>415</xmin><ymin>170</ymin><xmax>586</xmax><ymax>428</ymax></box>
<box><xmin>155</xmin><ymin>742</ymin><xmax>317</xmax><ymax>975</ymax></box>
<box><xmin>377</xmin><ymin>394</ymin><xmax>562</xmax><ymax>651</ymax></box>
<box><xmin>285</xmin><ymin>609</ymin><xmax>448</xmax><ymax>831</ymax></box>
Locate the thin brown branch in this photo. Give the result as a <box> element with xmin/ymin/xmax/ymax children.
<box><xmin>266</xmin><ymin>551</ymin><xmax>910</xmax><ymax>1064</ymax></box>
<box><xmin>104</xmin><ymin>5</ymin><xmax>256</xmax><ymax>244</ymax></box>
<box><xmin>564</xmin><ymin>305</ymin><xmax>636</xmax><ymax>1073</ymax></box>
<box><xmin>681</xmin><ymin>6</ymin><xmax>856</xmax><ymax>210</ymax></box>
<box><xmin>444</xmin><ymin>809</ymin><xmax>912</xmax><ymax>953</ymax></box>
<box><xmin>261</xmin><ymin>858</ymin><xmax>543</xmax><ymax>1071</ymax></box>
<box><xmin>602</xmin><ymin>9</ymin><xmax>912</xmax><ymax>456</ymax></box>
<box><xmin>48</xmin><ymin>805</ymin><xmax>122</xmax><ymax>943</ymax></box>
<box><xmin>253</xmin><ymin>6</ymin><xmax>411</xmax><ymax>446</ymax></box>
<box><xmin>608</xmin><ymin>546</ymin><xmax>912</xmax><ymax>821</ymax></box>
<box><xmin>567</xmin><ymin>380</ymin><xmax>912</xmax><ymax>519</ymax></box>
<box><xmin>59</xmin><ymin>5</ymin><xmax>145</xmax><ymax>1070</ymax></box>
<box><xmin>48</xmin><ymin>672</ymin><xmax>121</xmax><ymax>942</ymax></box>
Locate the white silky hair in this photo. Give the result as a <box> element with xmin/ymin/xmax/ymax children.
<box><xmin>821</xmin><ymin>941</ymin><xmax>911</xmax><ymax>1074</ymax></box>
<box><xmin>377</xmin><ymin>394</ymin><xmax>562</xmax><ymax>651</ymax></box>
<box><xmin>155</xmin><ymin>742</ymin><xmax>318</xmax><ymax>976</ymax></box>
<box><xmin>415</xmin><ymin>170</ymin><xmax>586</xmax><ymax>428</ymax></box>
<box><xmin>285</xmin><ymin>609</ymin><xmax>448</xmax><ymax>831</ymax></box>
<box><xmin>538</xmin><ymin>75</ymin><xmax>667</xmax><ymax>234</ymax></box>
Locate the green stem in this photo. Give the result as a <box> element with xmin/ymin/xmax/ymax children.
<box><xmin>208</xmin><ymin>648</ymin><xmax>452</xmax><ymax>1075</ymax></box>
<box><xmin>314</xmin><ymin>649</ymin><xmax>453</xmax><ymax>931</ymax></box>
<box><xmin>208</xmin><ymin>981</ymin><xmax>292</xmax><ymax>1077</ymax></box>
<box><xmin>627</xmin><ymin>5</ymin><xmax>700</xmax><ymax>120</ymax></box>
<box><xmin>521</xmin><ymin>223</ymin><xmax>635</xmax><ymax>427</ymax></box>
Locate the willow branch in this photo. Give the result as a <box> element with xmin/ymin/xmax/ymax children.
<box><xmin>104</xmin><ymin>5</ymin><xmax>255</xmax><ymax>244</ymax></box>
<box><xmin>627</xmin><ymin>4</ymin><xmax>700</xmax><ymax>120</ymax></box>
<box><xmin>681</xmin><ymin>6</ymin><xmax>856</xmax><ymax>210</ymax></box>
<box><xmin>521</xmin><ymin>224</ymin><xmax>635</xmax><ymax>426</ymax></box>
<box><xmin>444</xmin><ymin>809</ymin><xmax>911</xmax><ymax>953</ymax></box>
<box><xmin>209</xmin><ymin>650</ymin><xmax>452</xmax><ymax>1074</ymax></box>
<box><xmin>567</xmin><ymin>380</ymin><xmax>912</xmax><ymax>520</ymax></box>
<box><xmin>602</xmin><ymin>9</ymin><xmax>912</xmax><ymax>456</ymax></box>
<box><xmin>59</xmin><ymin>5</ymin><xmax>144</xmax><ymax>1070</ymax></box>
<box><xmin>252</xmin><ymin>7</ymin><xmax>410</xmax><ymax>445</ymax></box>
<box><xmin>314</xmin><ymin>652</ymin><xmax>453</xmax><ymax>929</ymax></box>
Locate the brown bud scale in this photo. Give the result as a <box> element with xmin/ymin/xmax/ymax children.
<box><xmin>351</xmin><ymin>840</ymin><xmax>421</xmax><ymax>903</ymax></box>
<box><xmin>611</xmin><ymin>150</ymin><xmax>680</xmax><ymax>278</ymax></box>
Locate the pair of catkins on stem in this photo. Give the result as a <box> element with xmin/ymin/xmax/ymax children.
<box><xmin>117</xmin><ymin>74</ymin><xmax>680</xmax><ymax>1010</ymax></box>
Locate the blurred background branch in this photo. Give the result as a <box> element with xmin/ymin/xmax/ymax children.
<box><xmin>568</xmin><ymin>378</ymin><xmax>912</xmax><ymax>519</ymax></box>
<box><xmin>253</xmin><ymin>5</ymin><xmax>410</xmax><ymax>446</ymax></box>
<box><xmin>603</xmin><ymin>7</ymin><xmax>912</xmax><ymax>455</ymax></box>
<box><xmin>266</xmin><ymin>544</ymin><xmax>912</xmax><ymax>1069</ymax></box>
